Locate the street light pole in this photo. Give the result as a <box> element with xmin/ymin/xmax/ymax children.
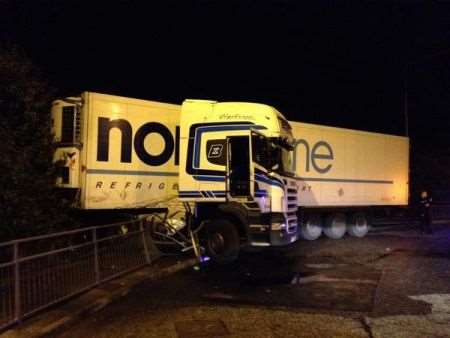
<box><xmin>403</xmin><ymin>63</ymin><xmax>409</xmax><ymax>138</ymax></box>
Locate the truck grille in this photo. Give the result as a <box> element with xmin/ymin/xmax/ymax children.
<box><xmin>285</xmin><ymin>180</ymin><xmax>298</xmax><ymax>234</ymax></box>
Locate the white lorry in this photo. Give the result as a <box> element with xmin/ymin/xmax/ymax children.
<box><xmin>52</xmin><ymin>92</ymin><xmax>409</xmax><ymax>262</ymax></box>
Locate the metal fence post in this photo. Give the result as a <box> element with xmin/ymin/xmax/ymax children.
<box><xmin>13</xmin><ymin>243</ymin><xmax>21</xmax><ymax>323</ymax></box>
<box><xmin>140</xmin><ymin>220</ymin><xmax>151</xmax><ymax>264</ymax></box>
<box><xmin>93</xmin><ymin>228</ymin><xmax>100</xmax><ymax>283</ymax></box>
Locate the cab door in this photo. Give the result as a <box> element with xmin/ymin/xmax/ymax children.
<box><xmin>226</xmin><ymin>135</ymin><xmax>251</xmax><ymax>197</ymax></box>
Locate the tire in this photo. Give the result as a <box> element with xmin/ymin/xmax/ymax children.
<box><xmin>347</xmin><ymin>212</ymin><xmax>370</xmax><ymax>237</ymax></box>
<box><xmin>204</xmin><ymin>219</ymin><xmax>240</xmax><ymax>264</ymax></box>
<box><xmin>324</xmin><ymin>213</ymin><xmax>347</xmax><ymax>239</ymax></box>
<box><xmin>300</xmin><ymin>214</ymin><xmax>322</xmax><ymax>240</ymax></box>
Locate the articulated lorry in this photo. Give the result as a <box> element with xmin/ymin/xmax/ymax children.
<box><xmin>52</xmin><ymin>92</ymin><xmax>409</xmax><ymax>262</ymax></box>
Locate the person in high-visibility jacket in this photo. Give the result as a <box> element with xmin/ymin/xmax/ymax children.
<box><xmin>419</xmin><ymin>190</ymin><xmax>433</xmax><ymax>234</ymax></box>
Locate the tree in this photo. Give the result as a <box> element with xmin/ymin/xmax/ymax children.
<box><xmin>0</xmin><ymin>46</ymin><xmax>73</xmax><ymax>241</ymax></box>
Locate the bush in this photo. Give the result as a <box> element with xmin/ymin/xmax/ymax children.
<box><xmin>0</xmin><ymin>46</ymin><xmax>74</xmax><ymax>241</ymax></box>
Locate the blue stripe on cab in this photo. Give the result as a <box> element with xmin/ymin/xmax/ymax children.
<box><xmin>179</xmin><ymin>190</ymin><xmax>227</xmax><ymax>198</ymax></box>
<box><xmin>255</xmin><ymin>174</ymin><xmax>283</xmax><ymax>188</ymax></box>
<box><xmin>193</xmin><ymin>175</ymin><xmax>226</xmax><ymax>182</ymax></box>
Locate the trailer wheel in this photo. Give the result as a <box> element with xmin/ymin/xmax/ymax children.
<box><xmin>300</xmin><ymin>214</ymin><xmax>322</xmax><ymax>240</ymax></box>
<box><xmin>324</xmin><ymin>213</ymin><xmax>347</xmax><ymax>239</ymax></box>
<box><xmin>205</xmin><ymin>219</ymin><xmax>240</xmax><ymax>264</ymax></box>
<box><xmin>347</xmin><ymin>212</ymin><xmax>370</xmax><ymax>237</ymax></box>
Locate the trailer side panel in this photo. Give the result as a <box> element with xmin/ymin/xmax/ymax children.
<box><xmin>290</xmin><ymin>121</ymin><xmax>409</xmax><ymax>207</ymax></box>
<box><xmin>82</xmin><ymin>92</ymin><xmax>181</xmax><ymax>209</ymax></box>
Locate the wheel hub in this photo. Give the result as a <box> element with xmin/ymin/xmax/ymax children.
<box><xmin>210</xmin><ymin>232</ymin><xmax>225</xmax><ymax>254</ymax></box>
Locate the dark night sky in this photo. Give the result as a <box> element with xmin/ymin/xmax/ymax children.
<box><xmin>1</xmin><ymin>0</ymin><xmax>450</xmax><ymax>139</ymax></box>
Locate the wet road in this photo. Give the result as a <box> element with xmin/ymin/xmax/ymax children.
<box><xmin>48</xmin><ymin>224</ymin><xmax>450</xmax><ymax>338</ymax></box>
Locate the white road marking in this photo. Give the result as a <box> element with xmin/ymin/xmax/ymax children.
<box><xmin>409</xmin><ymin>294</ymin><xmax>450</xmax><ymax>324</ymax></box>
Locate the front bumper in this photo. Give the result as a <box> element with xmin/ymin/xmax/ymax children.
<box><xmin>247</xmin><ymin>228</ymin><xmax>299</xmax><ymax>247</ymax></box>
<box><xmin>270</xmin><ymin>229</ymin><xmax>299</xmax><ymax>246</ymax></box>
<box><xmin>247</xmin><ymin>212</ymin><xmax>299</xmax><ymax>247</ymax></box>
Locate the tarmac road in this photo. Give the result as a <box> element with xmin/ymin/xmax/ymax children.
<box><xmin>47</xmin><ymin>223</ymin><xmax>450</xmax><ymax>338</ymax></box>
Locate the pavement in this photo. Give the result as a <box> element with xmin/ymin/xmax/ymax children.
<box><xmin>3</xmin><ymin>222</ymin><xmax>450</xmax><ymax>338</ymax></box>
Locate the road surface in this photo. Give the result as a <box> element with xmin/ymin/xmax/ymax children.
<box><xmin>47</xmin><ymin>223</ymin><xmax>450</xmax><ymax>338</ymax></box>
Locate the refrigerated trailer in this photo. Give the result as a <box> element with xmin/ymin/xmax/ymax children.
<box><xmin>52</xmin><ymin>92</ymin><xmax>409</xmax><ymax>261</ymax></box>
<box><xmin>290</xmin><ymin>121</ymin><xmax>409</xmax><ymax>239</ymax></box>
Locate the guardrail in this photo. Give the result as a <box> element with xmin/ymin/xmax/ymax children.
<box><xmin>0</xmin><ymin>219</ymin><xmax>155</xmax><ymax>331</ymax></box>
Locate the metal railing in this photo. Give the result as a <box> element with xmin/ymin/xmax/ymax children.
<box><xmin>0</xmin><ymin>219</ymin><xmax>156</xmax><ymax>331</ymax></box>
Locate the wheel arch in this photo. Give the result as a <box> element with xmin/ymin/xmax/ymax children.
<box><xmin>217</xmin><ymin>203</ymin><xmax>248</xmax><ymax>239</ymax></box>
<box><xmin>196</xmin><ymin>202</ymin><xmax>249</xmax><ymax>240</ymax></box>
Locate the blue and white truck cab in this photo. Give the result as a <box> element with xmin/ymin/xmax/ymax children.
<box><xmin>178</xmin><ymin>100</ymin><xmax>299</xmax><ymax>262</ymax></box>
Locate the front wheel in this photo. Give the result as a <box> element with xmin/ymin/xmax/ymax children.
<box><xmin>204</xmin><ymin>219</ymin><xmax>240</xmax><ymax>264</ymax></box>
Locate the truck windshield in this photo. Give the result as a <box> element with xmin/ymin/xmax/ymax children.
<box><xmin>252</xmin><ymin>134</ymin><xmax>295</xmax><ymax>176</ymax></box>
<box><xmin>269</xmin><ymin>138</ymin><xmax>295</xmax><ymax>177</ymax></box>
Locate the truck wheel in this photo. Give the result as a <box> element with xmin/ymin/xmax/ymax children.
<box><xmin>300</xmin><ymin>214</ymin><xmax>322</xmax><ymax>240</ymax></box>
<box><xmin>347</xmin><ymin>212</ymin><xmax>370</xmax><ymax>237</ymax></box>
<box><xmin>205</xmin><ymin>219</ymin><xmax>240</xmax><ymax>264</ymax></box>
<box><xmin>324</xmin><ymin>213</ymin><xmax>347</xmax><ymax>239</ymax></box>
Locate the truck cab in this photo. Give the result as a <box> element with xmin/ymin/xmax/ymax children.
<box><xmin>179</xmin><ymin>100</ymin><xmax>299</xmax><ymax>262</ymax></box>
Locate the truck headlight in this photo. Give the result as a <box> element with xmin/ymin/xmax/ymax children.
<box><xmin>271</xmin><ymin>222</ymin><xmax>286</xmax><ymax>231</ymax></box>
<box><xmin>270</xmin><ymin>213</ymin><xmax>286</xmax><ymax>231</ymax></box>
